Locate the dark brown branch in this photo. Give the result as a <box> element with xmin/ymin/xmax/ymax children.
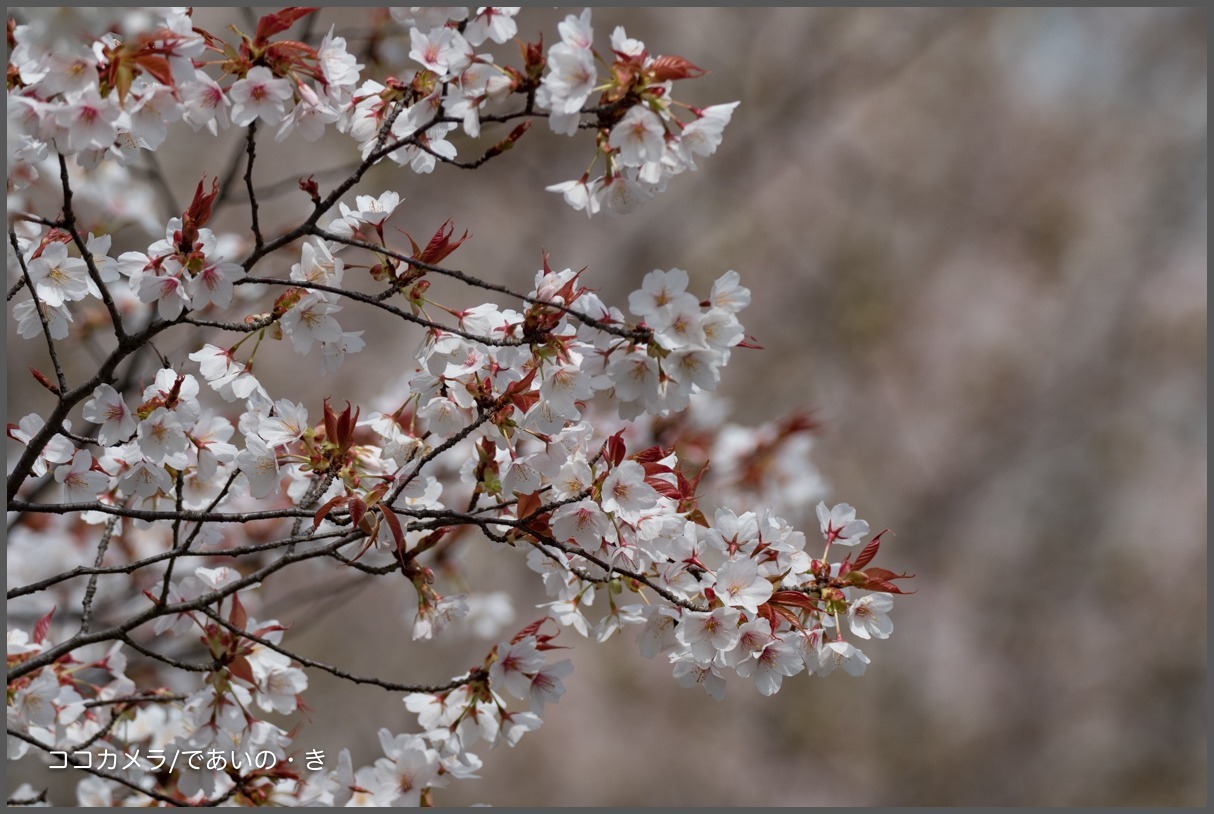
<box><xmin>6</xmin><ymin>316</ymin><xmax>179</xmax><ymax>502</ymax></box>
<box><xmin>236</xmin><ymin>101</ymin><xmax>408</xmax><ymax>272</ymax></box>
<box><xmin>155</xmin><ymin>470</ymin><xmax>238</xmax><ymax>613</ymax></box>
<box><xmin>57</xmin><ymin>153</ymin><xmax>127</xmax><ymax>342</ymax></box>
<box><xmin>118</xmin><ymin>634</ymin><xmax>219</xmax><ymax>673</ymax></box>
<box><xmin>237</xmin><ymin>275</ymin><xmax>535</xmax><ymax>346</ymax></box>
<box><xmin>82</xmin><ymin>692</ymin><xmax>190</xmax><ymax>709</ymax></box>
<box><xmin>9</xmin><ymin>534</ymin><xmax>361</xmax><ymax>682</ymax></box>
<box><xmin>7</xmin><ymin>499</ymin><xmax>317</xmax><ymax>523</ymax></box>
<box><xmin>411</xmin><ymin>509</ymin><xmax>710</xmax><ymax>613</ymax></box>
<box><xmin>391</xmin><ymin>409</ymin><xmax>492</xmax><ymax>505</ymax></box>
<box><xmin>254</xmin><ymin>161</ymin><xmax>362</xmax><ymax>201</ymax></box>
<box><xmin>8</xmin><ymin>529</ymin><xmax>350</xmax><ymax>601</ymax></box>
<box><xmin>197</xmin><ymin>605</ymin><xmax>484</xmax><ymax>694</ymax></box>
<box><xmin>309</xmin><ymin>228</ymin><xmax>652</xmax><ymax>343</ymax></box>
<box><xmin>243</xmin><ymin>121</ymin><xmax>264</xmax><ymax>251</ymax></box>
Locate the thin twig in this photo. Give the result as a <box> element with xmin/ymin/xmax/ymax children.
<box><xmin>9</xmin><ymin>227</ymin><xmax>68</xmax><ymax>393</ymax></box>
<box><xmin>243</xmin><ymin>121</ymin><xmax>264</xmax><ymax>251</ymax></box>
<box><xmin>237</xmin><ymin>275</ymin><xmax>536</xmax><ymax>345</ymax></box>
<box><xmin>79</xmin><ymin>516</ymin><xmax>119</xmax><ymax>633</ymax></box>
<box><xmin>310</xmin><ymin>227</ymin><xmax>652</xmax><ymax>343</ymax></box>
<box><xmin>8</xmin><ymin>529</ymin><xmax>349</xmax><ymax>601</ymax></box>
<box><xmin>9</xmin><ymin>534</ymin><xmax>361</xmax><ymax>682</ymax></box>
<box><xmin>197</xmin><ymin>605</ymin><xmax>483</xmax><ymax>694</ymax></box>
<box><xmin>56</xmin><ymin>153</ymin><xmax>127</xmax><ymax>342</ymax></box>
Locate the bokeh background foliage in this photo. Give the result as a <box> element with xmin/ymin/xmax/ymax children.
<box><xmin>7</xmin><ymin>6</ymin><xmax>1206</xmax><ymax>806</ymax></box>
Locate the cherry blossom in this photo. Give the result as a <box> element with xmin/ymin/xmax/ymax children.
<box><xmin>227</xmin><ymin>66</ymin><xmax>295</xmax><ymax>128</ymax></box>
<box><xmin>713</xmin><ymin>556</ymin><xmax>774</xmax><ymax>616</ymax></box>
<box><xmin>848</xmin><ymin>593</ymin><xmax>895</xmax><ymax>640</ymax></box>
<box><xmin>465</xmin><ymin>7</ymin><xmax>520</xmax><ymax>46</ymax></box>
<box><xmin>26</xmin><ymin>243</ymin><xmax>90</xmax><ymax>307</ymax></box>
<box><xmin>51</xmin><ymin>86</ymin><xmax>120</xmax><ymax>153</ymax></box>
<box><xmin>599</xmin><ymin>460</ymin><xmax>659</xmax><ymax>522</ymax></box>
<box><xmin>817</xmin><ymin>501</ymin><xmax>871</xmax><ymax>547</ymax></box>
<box><xmin>12</xmin><ymin>297</ymin><xmax>72</xmax><ymax>340</ymax></box>
<box><xmin>280</xmin><ymin>292</ymin><xmax>343</xmax><ymax>353</ymax></box>
<box><xmin>236</xmin><ymin>435</ymin><xmax>280</xmax><ymax>499</ymax></box>
<box><xmin>678</xmin><ymin>102</ymin><xmax>741</xmax><ymax>165</ymax></box>
<box><xmin>817</xmin><ymin>639</ymin><xmax>872</xmax><ymax>678</ymax></box>
<box><xmin>53</xmin><ymin>450</ymin><xmax>109</xmax><ymax>504</ymax></box>
<box><xmin>609</xmin><ymin>105</ymin><xmax>667</xmax><ymax>167</ymax></box>
<box><xmin>409</xmin><ymin>25</ymin><xmax>473</xmax><ymax>77</ymax></box>
<box><xmin>528</xmin><ymin>659</ymin><xmax>574</xmax><ymax>715</ymax></box>
<box><xmin>9</xmin><ymin>414</ymin><xmax>75</xmax><ymax>476</ymax></box>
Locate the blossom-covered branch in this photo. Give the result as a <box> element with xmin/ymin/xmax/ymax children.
<box><xmin>7</xmin><ymin>7</ymin><xmax>911</xmax><ymax>806</ymax></box>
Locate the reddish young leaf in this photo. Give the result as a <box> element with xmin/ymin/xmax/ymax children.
<box><xmin>645</xmin><ymin>55</ymin><xmax>707</xmax><ymax>82</ymax></box>
<box><xmin>864</xmin><ymin>567</ymin><xmax>914</xmax><ymax>582</ymax></box>
<box><xmin>864</xmin><ymin>579</ymin><xmax>916</xmax><ymax>595</ymax></box>
<box><xmin>755</xmin><ymin>602</ymin><xmax>780</xmax><ymax>633</ymax></box>
<box><xmin>641</xmin><ymin>462</ymin><xmax>675</xmax><ymax>482</ymax></box>
<box><xmin>265</xmin><ymin>39</ymin><xmax>320</xmax><ymax>65</ymax></box>
<box><xmin>251</xmin><ymin>621</ymin><xmax>288</xmax><ymax>639</ymax></box>
<box><xmin>634</xmin><ymin>445</ymin><xmax>672</xmax><ymax>464</ymax></box>
<box><xmin>502</xmin><ymin>369</ymin><xmax>540</xmax><ymax>413</ymax></box>
<box><xmin>132</xmin><ymin>52</ymin><xmax>174</xmax><ymax>87</ymax></box>
<box><xmin>181</xmin><ymin>177</ymin><xmax>220</xmax><ymax>242</ymax></box>
<box><xmin>408</xmin><ymin>218</ymin><xmax>471</xmax><ymax>265</ymax></box>
<box><xmin>860</xmin><ymin>567</ymin><xmax>917</xmax><ymax>594</ymax></box>
<box><xmin>605</xmin><ymin>431</ymin><xmax>627</xmax><ymax>467</ymax></box>
<box><xmin>380</xmin><ymin>506</ymin><xmax>405</xmax><ymax>552</ymax></box>
<box><xmin>254</xmin><ymin>7</ymin><xmax>319</xmax><ymax>46</ymax></box>
<box><xmin>322</xmin><ymin>397</ymin><xmax>339</xmax><ymax>445</ymax></box>
<box><xmin>229</xmin><ymin>593</ymin><xmax>248</xmax><ymax>630</ymax></box>
<box><xmin>510</xmin><ymin>616</ymin><xmax>553</xmax><ymax>645</ymax></box>
<box><xmin>335</xmin><ymin>401</ymin><xmax>358</xmax><ymax>449</ymax></box>
<box><xmin>770</xmin><ymin>603</ymin><xmax>805</xmax><ymax>630</ymax></box>
<box><xmin>502</xmin><ymin>368</ymin><xmax>538</xmax><ymax>399</ymax></box>
<box><xmin>519</xmin><ymin>35</ymin><xmax>546</xmax><ymax>80</ymax></box>
<box><xmin>228</xmin><ymin>655</ymin><xmax>255</xmax><ymax>685</ymax></box>
<box><xmin>348</xmin><ymin>495</ymin><xmax>367</xmax><ymax>530</ymax></box>
<box><xmin>515</xmin><ymin>491</ymin><xmax>542</xmax><ymax>521</ymax></box>
<box><xmin>649</xmin><ymin>479</ymin><xmax>682</xmax><ymax>500</ymax></box>
<box><xmin>770</xmin><ymin>590</ymin><xmax>822</xmax><ymax>612</ymax></box>
<box><xmin>364</xmin><ymin>482</ymin><xmax>390</xmax><ymax>506</ymax></box>
<box><xmin>313</xmin><ymin>494</ymin><xmax>347</xmax><ymax>529</ymax></box>
<box><xmin>533</xmin><ymin>630</ymin><xmax>568</xmax><ymax>651</ymax></box>
<box><xmin>852</xmin><ymin>529</ymin><xmax>890</xmax><ymax>572</ymax></box>
<box><xmin>32</xmin><ymin>606</ymin><xmax>56</xmax><ymax>644</ymax></box>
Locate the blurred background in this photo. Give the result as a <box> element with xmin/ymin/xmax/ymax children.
<box><xmin>8</xmin><ymin>6</ymin><xmax>1207</xmax><ymax>806</ymax></box>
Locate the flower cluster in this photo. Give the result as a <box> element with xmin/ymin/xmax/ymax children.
<box><xmin>541</xmin><ymin>10</ymin><xmax>741</xmax><ymax>215</ymax></box>
<box><xmin>9</xmin><ymin>7</ymin><xmax>733</xmax><ymax>219</ymax></box>
<box><xmin>7</xmin><ymin>7</ymin><xmax>911</xmax><ymax>807</ymax></box>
